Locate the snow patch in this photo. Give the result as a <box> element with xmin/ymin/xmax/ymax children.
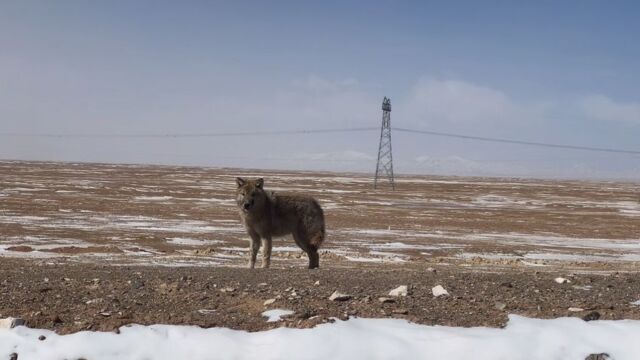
<box><xmin>134</xmin><ymin>196</ymin><xmax>174</xmax><ymax>201</ymax></box>
<box><xmin>166</xmin><ymin>238</ymin><xmax>223</xmax><ymax>246</ymax></box>
<box><xmin>2</xmin><ymin>316</ymin><xmax>640</xmax><ymax>359</ymax></box>
<box><xmin>261</xmin><ymin>309</ymin><xmax>294</xmax><ymax>322</ymax></box>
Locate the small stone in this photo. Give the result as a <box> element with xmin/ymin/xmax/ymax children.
<box><xmin>197</xmin><ymin>309</ymin><xmax>216</xmax><ymax>315</ymax></box>
<box><xmin>314</xmin><ymin>280</ymin><xmax>320</xmax><ymax>286</ymax></box>
<box><xmin>426</xmin><ymin>267</ymin><xmax>436</xmax><ymax>273</ymax></box>
<box><xmin>257</xmin><ymin>283</ymin><xmax>268</xmax><ymax>287</ymax></box>
<box><xmin>378</xmin><ymin>297</ymin><xmax>396</xmax><ymax>304</ymax></box>
<box><xmin>329</xmin><ymin>291</ymin><xmax>352</xmax><ymax>301</ymax></box>
<box><xmin>38</xmin><ymin>335</ymin><xmax>46</xmax><ymax>341</ymax></box>
<box><xmin>554</xmin><ymin>277</ymin><xmax>570</xmax><ymax>284</ymax></box>
<box><xmin>388</xmin><ymin>285</ymin><xmax>409</xmax><ymax>297</ymax></box>
<box><xmin>157</xmin><ymin>282</ymin><xmax>180</xmax><ymax>294</ymax></box>
<box><xmin>263</xmin><ymin>298</ymin><xmax>277</xmax><ymax>306</ymax></box>
<box><xmin>194</xmin><ymin>247</ymin><xmax>216</xmax><ymax>255</ymax></box>
<box><xmin>495</xmin><ymin>302</ymin><xmax>507</xmax><ymax>311</ymax></box>
<box><xmin>585</xmin><ymin>353</ymin><xmax>611</xmax><ymax>360</ymax></box>
<box><xmin>220</xmin><ymin>287</ymin><xmax>235</xmax><ymax>293</ymax></box>
<box><xmin>392</xmin><ymin>308</ymin><xmax>409</xmax><ymax>315</ymax></box>
<box><xmin>99</xmin><ymin>312</ymin><xmax>111</xmax><ymax>317</ymax></box>
<box><xmin>432</xmin><ymin>285</ymin><xmax>449</xmax><ymax>297</ymax></box>
<box><xmin>582</xmin><ymin>311</ymin><xmax>601</xmax><ymax>322</ymax></box>
<box><xmin>568</xmin><ymin>307</ymin><xmax>584</xmax><ymax>312</ymax></box>
<box><xmin>0</xmin><ymin>317</ymin><xmax>25</xmax><ymax>329</ymax></box>
<box><xmin>296</xmin><ymin>309</ymin><xmax>314</xmax><ymax>320</ymax></box>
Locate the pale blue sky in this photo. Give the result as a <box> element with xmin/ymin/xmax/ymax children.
<box><xmin>1</xmin><ymin>1</ymin><xmax>639</xmax><ymax>179</ymax></box>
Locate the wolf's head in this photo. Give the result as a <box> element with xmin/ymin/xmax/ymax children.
<box><xmin>236</xmin><ymin>177</ymin><xmax>266</xmax><ymax>213</ymax></box>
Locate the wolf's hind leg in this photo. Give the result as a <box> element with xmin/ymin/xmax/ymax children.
<box><xmin>293</xmin><ymin>228</ymin><xmax>320</xmax><ymax>269</ymax></box>
<box><xmin>307</xmin><ymin>247</ymin><xmax>319</xmax><ymax>269</ymax></box>
<box><xmin>307</xmin><ymin>232</ymin><xmax>323</xmax><ymax>269</ymax></box>
<box><xmin>261</xmin><ymin>236</ymin><xmax>272</xmax><ymax>268</ymax></box>
<box><xmin>292</xmin><ymin>228</ymin><xmax>310</xmax><ymax>253</ymax></box>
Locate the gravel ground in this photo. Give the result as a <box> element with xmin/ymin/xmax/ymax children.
<box><xmin>1</xmin><ymin>161</ymin><xmax>639</xmax><ymax>336</ymax></box>
<box><xmin>1</xmin><ymin>258</ymin><xmax>639</xmax><ymax>334</ymax></box>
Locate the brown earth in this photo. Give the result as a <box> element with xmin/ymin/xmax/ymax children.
<box><xmin>0</xmin><ymin>160</ymin><xmax>639</xmax><ymax>333</ymax></box>
<box><xmin>1</xmin><ymin>258</ymin><xmax>639</xmax><ymax>335</ymax></box>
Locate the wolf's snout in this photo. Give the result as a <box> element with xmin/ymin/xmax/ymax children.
<box><xmin>243</xmin><ymin>202</ymin><xmax>252</xmax><ymax>210</ymax></box>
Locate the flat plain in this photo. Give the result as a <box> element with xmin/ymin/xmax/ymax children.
<box><xmin>1</xmin><ymin>160</ymin><xmax>639</xmax><ymax>333</ymax></box>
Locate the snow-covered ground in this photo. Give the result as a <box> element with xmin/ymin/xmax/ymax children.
<box><xmin>1</xmin><ymin>161</ymin><xmax>638</xmax><ymax>268</ymax></box>
<box><xmin>1</xmin><ymin>315</ymin><xmax>639</xmax><ymax>359</ymax></box>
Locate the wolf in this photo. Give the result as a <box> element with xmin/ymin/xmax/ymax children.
<box><xmin>235</xmin><ymin>177</ymin><xmax>325</xmax><ymax>269</ymax></box>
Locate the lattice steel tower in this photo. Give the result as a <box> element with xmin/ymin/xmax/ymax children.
<box><xmin>374</xmin><ymin>97</ymin><xmax>395</xmax><ymax>190</ymax></box>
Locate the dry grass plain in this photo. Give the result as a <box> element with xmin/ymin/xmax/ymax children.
<box><xmin>1</xmin><ymin>161</ymin><xmax>639</xmax><ymax>333</ymax></box>
<box><xmin>1</xmin><ymin>160</ymin><xmax>638</xmax><ymax>272</ymax></box>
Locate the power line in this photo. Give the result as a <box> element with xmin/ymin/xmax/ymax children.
<box><xmin>1</xmin><ymin>126</ymin><xmax>639</xmax><ymax>155</ymax></box>
<box><xmin>0</xmin><ymin>127</ymin><xmax>379</xmax><ymax>138</ymax></box>
<box><xmin>393</xmin><ymin>127</ymin><xmax>640</xmax><ymax>155</ymax></box>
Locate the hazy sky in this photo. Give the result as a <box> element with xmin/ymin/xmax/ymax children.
<box><xmin>1</xmin><ymin>1</ymin><xmax>639</xmax><ymax>179</ymax></box>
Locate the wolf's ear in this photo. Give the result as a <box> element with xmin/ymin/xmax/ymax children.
<box><xmin>236</xmin><ymin>177</ymin><xmax>246</xmax><ymax>188</ymax></box>
<box><xmin>255</xmin><ymin>178</ymin><xmax>264</xmax><ymax>189</ymax></box>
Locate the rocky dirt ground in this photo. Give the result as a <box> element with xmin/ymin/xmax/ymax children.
<box><xmin>2</xmin><ymin>258</ymin><xmax>640</xmax><ymax>335</ymax></box>
<box><xmin>1</xmin><ymin>161</ymin><xmax>639</xmax><ymax>334</ymax></box>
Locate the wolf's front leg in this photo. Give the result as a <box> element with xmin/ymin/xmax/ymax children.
<box><xmin>261</xmin><ymin>236</ymin><xmax>272</xmax><ymax>268</ymax></box>
<box><xmin>248</xmin><ymin>230</ymin><xmax>261</xmax><ymax>269</ymax></box>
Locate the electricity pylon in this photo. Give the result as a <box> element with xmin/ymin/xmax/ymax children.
<box><xmin>374</xmin><ymin>97</ymin><xmax>395</xmax><ymax>190</ymax></box>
